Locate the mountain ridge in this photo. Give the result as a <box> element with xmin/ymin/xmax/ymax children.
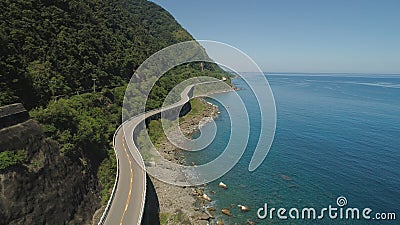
<box><xmin>0</xmin><ymin>0</ymin><xmax>226</xmax><ymax>224</ymax></box>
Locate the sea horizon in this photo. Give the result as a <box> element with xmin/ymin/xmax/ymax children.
<box><xmin>242</xmin><ymin>72</ymin><xmax>400</xmax><ymax>76</ymax></box>
<box><xmin>185</xmin><ymin>72</ymin><xmax>400</xmax><ymax>224</ymax></box>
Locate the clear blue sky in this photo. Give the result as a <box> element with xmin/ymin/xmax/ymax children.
<box><xmin>151</xmin><ymin>0</ymin><xmax>400</xmax><ymax>73</ymax></box>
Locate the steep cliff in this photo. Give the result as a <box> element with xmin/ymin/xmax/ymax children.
<box><xmin>0</xmin><ymin>0</ymin><xmax>229</xmax><ymax>224</ymax></box>
<box><xmin>0</xmin><ymin>105</ymin><xmax>99</xmax><ymax>225</ymax></box>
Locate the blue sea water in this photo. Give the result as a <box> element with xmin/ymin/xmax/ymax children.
<box><xmin>185</xmin><ymin>73</ymin><xmax>400</xmax><ymax>224</ymax></box>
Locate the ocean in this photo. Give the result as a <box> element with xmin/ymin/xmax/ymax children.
<box><xmin>185</xmin><ymin>73</ymin><xmax>400</xmax><ymax>224</ymax></box>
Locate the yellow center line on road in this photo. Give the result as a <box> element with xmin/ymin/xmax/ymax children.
<box><xmin>119</xmin><ymin>136</ymin><xmax>134</xmax><ymax>225</ymax></box>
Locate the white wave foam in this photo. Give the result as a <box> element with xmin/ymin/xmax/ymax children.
<box><xmin>346</xmin><ymin>81</ymin><xmax>400</xmax><ymax>89</ymax></box>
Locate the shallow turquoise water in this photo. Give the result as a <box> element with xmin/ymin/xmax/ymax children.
<box><xmin>185</xmin><ymin>73</ymin><xmax>400</xmax><ymax>224</ymax></box>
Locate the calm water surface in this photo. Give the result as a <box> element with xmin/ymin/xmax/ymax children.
<box><xmin>185</xmin><ymin>73</ymin><xmax>400</xmax><ymax>224</ymax></box>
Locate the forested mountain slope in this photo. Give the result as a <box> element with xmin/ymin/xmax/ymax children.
<box><xmin>0</xmin><ymin>0</ymin><xmax>227</xmax><ymax>224</ymax></box>
<box><xmin>0</xmin><ymin>0</ymin><xmax>194</xmax><ymax>108</ymax></box>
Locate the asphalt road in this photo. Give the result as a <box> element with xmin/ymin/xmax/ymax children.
<box><xmin>103</xmin><ymin>85</ymin><xmax>196</xmax><ymax>225</ymax></box>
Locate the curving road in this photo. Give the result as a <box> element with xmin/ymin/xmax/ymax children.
<box><xmin>100</xmin><ymin>84</ymin><xmax>198</xmax><ymax>225</ymax></box>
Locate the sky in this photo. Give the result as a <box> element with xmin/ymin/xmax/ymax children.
<box><xmin>150</xmin><ymin>0</ymin><xmax>400</xmax><ymax>73</ymax></box>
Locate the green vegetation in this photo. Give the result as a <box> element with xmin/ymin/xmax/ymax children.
<box><xmin>183</xmin><ymin>98</ymin><xmax>206</xmax><ymax>118</ymax></box>
<box><xmin>30</xmin><ymin>87</ymin><xmax>125</xmax><ymax>159</ymax></box>
<box><xmin>193</xmin><ymin>79</ymin><xmax>233</xmax><ymax>96</ymax></box>
<box><xmin>147</xmin><ymin>120</ymin><xmax>165</xmax><ymax>147</ymax></box>
<box><xmin>135</xmin><ymin>98</ymin><xmax>208</xmax><ymax>164</ymax></box>
<box><xmin>143</xmin><ymin>98</ymin><xmax>205</xmax><ymax>148</ymax></box>
<box><xmin>149</xmin><ymin>99</ymin><xmax>205</xmax><ymax>146</ymax></box>
<box><xmin>97</xmin><ymin>149</ymin><xmax>117</xmax><ymax>204</ymax></box>
<box><xmin>159</xmin><ymin>212</ymin><xmax>178</xmax><ymax>225</ymax></box>
<box><xmin>145</xmin><ymin>66</ymin><xmax>228</xmax><ymax>111</ymax></box>
<box><xmin>0</xmin><ymin>150</ymin><xmax>27</xmax><ymax>171</ymax></box>
<box><xmin>1</xmin><ymin>0</ymin><xmax>230</xmax><ymax>206</ymax></box>
<box><xmin>30</xmin><ymin>87</ymin><xmax>124</xmax><ymax>203</ymax></box>
<box><xmin>159</xmin><ymin>210</ymin><xmax>191</xmax><ymax>225</ymax></box>
<box><xmin>0</xmin><ymin>0</ymin><xmax>195</xmax><ymax>109</ymax></box>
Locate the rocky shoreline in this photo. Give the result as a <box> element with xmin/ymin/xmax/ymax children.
<box><xmin>150</xmin><ymin>98</ymin><xmax>220</xmax><ymax>225</ymax></box>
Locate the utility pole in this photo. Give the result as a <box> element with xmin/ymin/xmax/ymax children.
<box><xmin>92</xmin><ymin>78</ymin><xmax>96</xmax><ymax>92</ymax></box>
